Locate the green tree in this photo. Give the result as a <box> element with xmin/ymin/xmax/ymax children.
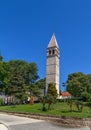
<box><xmin>0</xmin><ymin>54</ymin><xmax>39</xmax><ymax>101</ymax></box>
<box><xmin>6</xmin><ymin>60</ymin><xmax>39</xmax><ymax>99</ymax></box>
<box><xmin>47</xmin><ymin>83</ymin><xmax>58</xmax><ymax>99</ymax></box>
<box><xmin>6</xmin><ymin>60</ymin><xmax>25</xmax><ymax>96</ymax></box>
<box><xmin>67</xmin><ymin>72</ymin><xmax>87</xmax><ymax>97</ymax></box>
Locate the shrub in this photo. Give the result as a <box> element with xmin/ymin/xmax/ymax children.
<box><xmin>0</xmin><ymin>98</ymin><xmax>3</xmax><ymax>106</ymax></box>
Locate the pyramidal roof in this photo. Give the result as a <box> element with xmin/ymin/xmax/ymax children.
<box><xmin>48</xmin><ymin>34</ymin><xmax>59</xmax><ymax>48</ymax></box>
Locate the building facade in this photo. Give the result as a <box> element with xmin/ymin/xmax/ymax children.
<box><xmin>46</xmin><ymin>34</ymin><xmax>60</xmax><ymax>95</ymax></box>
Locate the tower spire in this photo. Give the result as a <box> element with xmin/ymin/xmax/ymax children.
<box><xmin>48</xmin><ymin>34</ymin><xmax>59</xmax><ymax>48</ymax></box>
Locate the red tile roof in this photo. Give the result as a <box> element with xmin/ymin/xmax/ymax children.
<box><xmin>61</xmin><ymin>91</ymin><xmax>71</xmax><ymax>97</ymax></box>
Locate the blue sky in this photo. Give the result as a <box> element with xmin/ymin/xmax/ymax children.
<box><xmin>0</xmin><ymin>0</ymin><xmax>91</xmax><ymax>91</ymax></box>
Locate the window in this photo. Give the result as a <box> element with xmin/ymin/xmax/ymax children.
<box><xmin>52</xmin><ymin>50</ymin><xmax>55</xmax><ymax>54</ymax></box>
<box><xmin>49</xmin><ymin>50</ymin><xmax>51</xmax><ymax>55</ymax></box>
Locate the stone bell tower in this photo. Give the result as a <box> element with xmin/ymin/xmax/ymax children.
<box><xmin>46</xmin><ymin>34</ymin><xmax>60</xmax><ymax>95</ymax></box>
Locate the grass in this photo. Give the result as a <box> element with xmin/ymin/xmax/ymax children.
<box><xmin>0</xmin><ymin>102</ymin><xmax>90</xmax><ymax>118</ymax></box>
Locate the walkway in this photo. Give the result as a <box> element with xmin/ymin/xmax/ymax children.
<box><xmin>0</xmin><ymin>113</ymin><xmax>90</xmax><ymax>130</ymax></box>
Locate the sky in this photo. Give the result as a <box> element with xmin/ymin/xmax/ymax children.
<box><xmin>0</xmin><ymin>0</ymin><xmax>91</xmax><ymax>91</ymax></box>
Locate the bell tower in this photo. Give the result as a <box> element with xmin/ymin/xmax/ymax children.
<box><xmin>46</xmin><ymin>34</ymin><xmax>60</xmax><ymax>95</ymax></box>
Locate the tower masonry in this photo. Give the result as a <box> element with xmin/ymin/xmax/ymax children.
<box><xmin>46</xmin><ymin>34</ymin><xmax>60</xmax><ymax>95</ymax></box>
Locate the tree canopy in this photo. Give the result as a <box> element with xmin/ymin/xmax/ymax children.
<box><xmin>67</xmin><ymin>72</ymin><xmax>91</xmax><ymax>101</ymax></box>
<box><xmin>0</xmin><ymin>55</ymin><xmax>39</xmax><ymax>99</ymax></box>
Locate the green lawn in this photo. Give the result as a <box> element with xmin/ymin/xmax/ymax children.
<box><xmin>0</xmin><ymin>102</ymin><xmax>90</xmax><ymax>118</ymax></box>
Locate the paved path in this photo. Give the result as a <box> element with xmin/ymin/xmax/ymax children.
<box><xmin>0</xmin><ymin>113</ymin><xmax>90</xmax><ymax>130</ymax></box>
<box><xmin>0</xmin><ymin>124</ymin><xmax>8</xmax><ymax>130</ymax></box>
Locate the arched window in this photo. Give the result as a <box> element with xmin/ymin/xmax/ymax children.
<box><xmin>52</xmin><ymin>50</ymin><xmax>55</xmax><ymax>55</ymax></box>
<box><xmin>49</xmin><ymin>50</ymin><xmax>51</xmax><ymax>55</ymax></box>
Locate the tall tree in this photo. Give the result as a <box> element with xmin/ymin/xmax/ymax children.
<box><xmin>6</xmin><ymin>60</ymin><xmax>25</xmax><ymax>95</ymax></box>
<box><xmin>6</xmin><ymin>60</ymin><xmax>39</xmax><ymax>97</ymax></box>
